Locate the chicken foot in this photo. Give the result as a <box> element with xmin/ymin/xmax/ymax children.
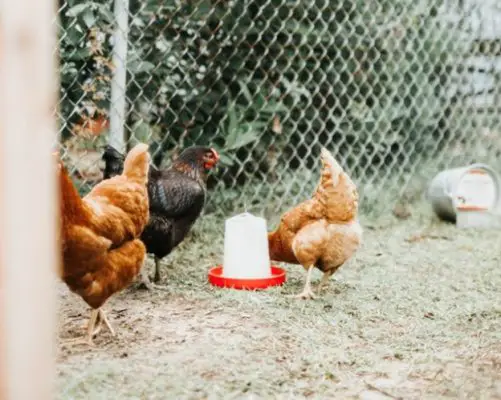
<box><xmin>317</xmin><ymin>269</ymin><xmax>335</xmax><ymax>293</ymax></box>
<box><xmin>83</xmin><ymin>308</ymin><xmax>115</xmax><ymax>345</ymax></box>
<box><xmin>288</xmin><ymin>265</ymin><xmax>316</xmax><ymax>299</ymax></box>
<box><xmin>136</xmin><ymin>257</ymin><xmax>169</xmax><ymax>291</ymax></box>
<box><xmin>93</xmin><ymin>309</ymin><xmax>115</xmax><ymax>337</ymax></box>
<box><xmin>61</xmin><ymin>308</ymin><xmax>115</xmax><ymax>347</ymax></box>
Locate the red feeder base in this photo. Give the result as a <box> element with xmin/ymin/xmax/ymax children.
<box><xmin>208</xmin><ymin>265</ymin><xmax>286</xmax><ymax>290</ymax></box>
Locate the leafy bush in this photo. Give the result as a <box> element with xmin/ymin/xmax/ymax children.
<box><xmin>58</xmin><ymin>0</ymin><xmax>464</xmax><ymax>187</ymax></box>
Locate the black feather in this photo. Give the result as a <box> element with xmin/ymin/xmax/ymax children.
<box><xmin>101</xmin><ymin>145</ymin><xmax>209</xmax><ymax>260</ymax></box>
<box><xmin>102</xmin><ymin>145</ymin><xmax>125</xmax><ymax>179</ymax></box>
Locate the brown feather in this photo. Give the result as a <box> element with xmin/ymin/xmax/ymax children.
<box><xmin>268</xmin><ymin>148</ymin><xmax>362</xmax><ymax>278</ymax></box>
<box><xmin>58</xmin><ymin>143</ymin><xmax>150</xmax><ymax>309</ymax></box>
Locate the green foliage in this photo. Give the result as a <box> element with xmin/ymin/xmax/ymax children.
<box><xmin>58</xmin><ymin>0</ymin><xmax>464</xmax><ymax>183</ymax></box>
<box><xmin>58</xmin><ymin>0</ymin><xmax>113</xmax><ymax>136</ymax></box>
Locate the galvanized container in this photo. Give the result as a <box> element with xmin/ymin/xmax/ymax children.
<box><xmin>427</xmin><ymin>163</ymin><xmax>501</xmax><ymax>223</ymax></box>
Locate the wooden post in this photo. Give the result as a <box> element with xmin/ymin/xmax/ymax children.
<box><xmin>0</xmin><ymin>131</ymin><xmax>5</xmax><ymax>400</ymax></box>
<box><xmin>0</xmin><ymin>0</ymin><xmax>58</xmax><ymax>397</ymax></box>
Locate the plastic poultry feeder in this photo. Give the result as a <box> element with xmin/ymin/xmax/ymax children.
<box><xmin>208</xmin><ymin>212</ymin><xmax>286</xmax><ymax>290</ymax></box>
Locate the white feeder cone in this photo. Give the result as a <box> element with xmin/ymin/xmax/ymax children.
<box><xmin>223</xmin><ymin>212</ymin><xmax>272</xmax><ymax>279</ymax></box>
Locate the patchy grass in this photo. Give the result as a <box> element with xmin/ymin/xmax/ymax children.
<box><xmin>56</xmin><ymin>202</ymin><xmax>501</xmax><ymax>399</ymax></box>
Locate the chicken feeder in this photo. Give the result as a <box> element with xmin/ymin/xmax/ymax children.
<box><xmin>208</xmin><ymin>212</ymin><xmax>286</xmax><ymax>290</ymax></box>
<box><xmin>427</xmin><ymin>163</ymin><xmax>501</xmax><ymax>228</ymax></box>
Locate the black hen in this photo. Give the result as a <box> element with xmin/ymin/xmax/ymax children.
<box><xmin>102</xmin><ymin>144</ymin><xmax>220</xmax><ymax>289</ymax></box>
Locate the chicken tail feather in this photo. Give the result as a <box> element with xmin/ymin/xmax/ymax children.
<box><xmin>59</xmin><ymin>164</ymin><xmax>87</xmax><ymax>223</ymax></box>
<box><xmin>315</xmin><ymin>147</ymin><xmax>359</xmax><ymax>222</ymax></box>
<box><xmin>122</xmin><ymin>143</ymin><xmax>150</xmax><ymax>184</ymax></box>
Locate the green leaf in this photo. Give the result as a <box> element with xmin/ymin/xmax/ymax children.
<box><xmin>131</xmin><ymin>120</ymin><xmax>152</xmax><ymax>143</ymax></box>
<box><xmin>261</xmin><ymin>100</ymin><xmax>289</xmax><ymax>115</ymax></box>
<box><xmin>155</xmin><ymin>38</ymin><xmax>171</xmax><ymax>53</ymax></box>
<box><xmin>231</xmin><ymin>133</ymin><xmax>259</xmax><ymax>150</ymax></box>
<box><xmin>131</xmin><ymin>16</ymin><xmax>146</xmax><ymax>27</ymax></box>
<box><xmin>66</xmin><ymin>4</ymin><xmax>89</xmax><ymax>17</ymax></box>
<box><xmin>281</xmin><ymin>77</ymin><xmax>311</xmax><ymax>100</ymax></box>
<box><xmin>69</xmin><ymin>47</ymin><xmax>91</xmax><ymax>61</ymax></box>
<box><xmin>255</xmin><ymin>94</ymin><xmax>265</xmax><ymax>109</ymax></box>
<box><xmin>223</xmin><ymin>105</ymin><xmax>239</xmax><ymax>147</ymax></box>
<box><xmin>128</xmin><ymin>61</ymin><xmax>155</xmax><ymax>74</ymax></box>
<box><xmin>94</xmin><ymin>5</ymin><xmax>113</xmax><ymax>22</ymax></box>
<box><xmin>82</xmin><ymin>9</ymin><xmax>96</xmax><ymax>28</ymax></box>
<box><xmin>238</xmin><ymin>82</ymin><xmax>254</xmax><ymax>104</ymax></box>
<box><xmin>225</xmin><ymin>122</ymin><xmax>262</xmax><ymax>151</ymax></box>
<box><xmin>192</xmin><ymin>0</ymin><xmax>212</xmax><ymax>19</ymax></box>
<box><xmin>63</xmin><ymin>26</ymin><xmax>85</xmax><ymax>46</ymax></box>
<box><xmin>218</xmin><ymin>152</ymin><xmax>236</xmax><ymax>166</ymax></box>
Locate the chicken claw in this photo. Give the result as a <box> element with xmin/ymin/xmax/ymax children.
<box><xmin>60</xmin><ymin>337</ymin><xmax>95</xmax><ymax>348</ymax></box>
<box><xmin>317</xmin><ymin>270</ymin><xmax>335</xmax><ymax>293</ymax></box>
<box><xmin>135</xmin><ymin>273</ymin><xmax>169</xmax><ymax>291</ymax></box>
<box><xmin>135</xmin><ymin>260</ymin><xmax>169</xmax><ymax>291</ymax></box>
<box><xmin>136</xmin><ymin>280</ymin><xmax>169</xmax><ymax>291</ymax></box>
<box><xmin>288</xmin><ymin>265</ymin><xmax>316</xmax><ymax>300</ymax></box>
<box><xmin>289</xmin><ymin>288</ymin><xmax>317</xmax><ymax>300</ymax></box>
<box><xmin>61</xmin><ymin>308</ymin><xmax>114</xmax><ymax>347</ymax></box>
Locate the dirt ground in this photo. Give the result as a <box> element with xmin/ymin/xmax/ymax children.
<box><xmin>56</xmin><ymin>205</ymin><xmax>501</xmax><ymax>399</ymax></box>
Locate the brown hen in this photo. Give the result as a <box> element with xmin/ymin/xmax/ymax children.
<box><xmin>268</xmin><ymin>148</ymin><xmax>362</xmax><ymax>299</ymax></box>
<box><xmin>57</xmin><ymin>143</ymin><xmax>150</xmax><ymax>344</ymax></box>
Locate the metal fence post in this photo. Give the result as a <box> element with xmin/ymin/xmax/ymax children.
<box><xmin>109</xmin><ymin>0</ymin><xmax>130</xmax><ymax>153</ymax></box>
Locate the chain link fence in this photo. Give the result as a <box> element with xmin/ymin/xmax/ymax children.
<box><xmin>56</xmin><ymin>0</ymin><xmax>501</xmax><ymax>217</ymax></box>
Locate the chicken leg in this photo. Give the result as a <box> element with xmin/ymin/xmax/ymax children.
<box><xmin>289</xmin><ymin>265</ymin><xmax>316</xmax><ymax>299</ymax></box>
<box><xmin>61</xmin><ymin>308</ymin><xmax>115</xmax><ymax>347</ymax></box>
<box><xmin>85</xmin><ymin>308</ymin><xmax>115</xmax><ymax>345</ymax></box>
<box><xmin>153</xmin><ymin>256</ymin><xmax>162</xmax><ymax>283</ymax></box>
<box><xmin>317</xmin><ymin>269</ymin><xmax>335</xmax><ymax>293</ymax></box>
<box><xmin>136</xmin><ymin>257</ymin><xmax>168</xmax><ymax>291</ymax></box>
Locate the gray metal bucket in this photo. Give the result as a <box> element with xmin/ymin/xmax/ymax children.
<box><xmin>427</xmin><ymin>163</ymin><xmax>501</xmax><ymax>223</ymax></box>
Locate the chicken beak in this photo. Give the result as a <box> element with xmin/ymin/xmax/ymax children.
<box><xmin>204</xmin><ymin>161</ymin><xmax>216</xmax><ymax>169</ymax></box>
<box><xmin>204</xmin><ymin>148</ymin><xmax>220</xmax><ymax>169</ymax></box>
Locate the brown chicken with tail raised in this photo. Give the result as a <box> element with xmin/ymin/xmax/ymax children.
<box><xmin>57</xmin><ymin>143</ymin><xmax>150</xmax><ymax>345</ymax></box>
<box><xmin>268</xmin><ymin>148</ymin><xmax>362</xmax><ymax>299</ymax></box>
